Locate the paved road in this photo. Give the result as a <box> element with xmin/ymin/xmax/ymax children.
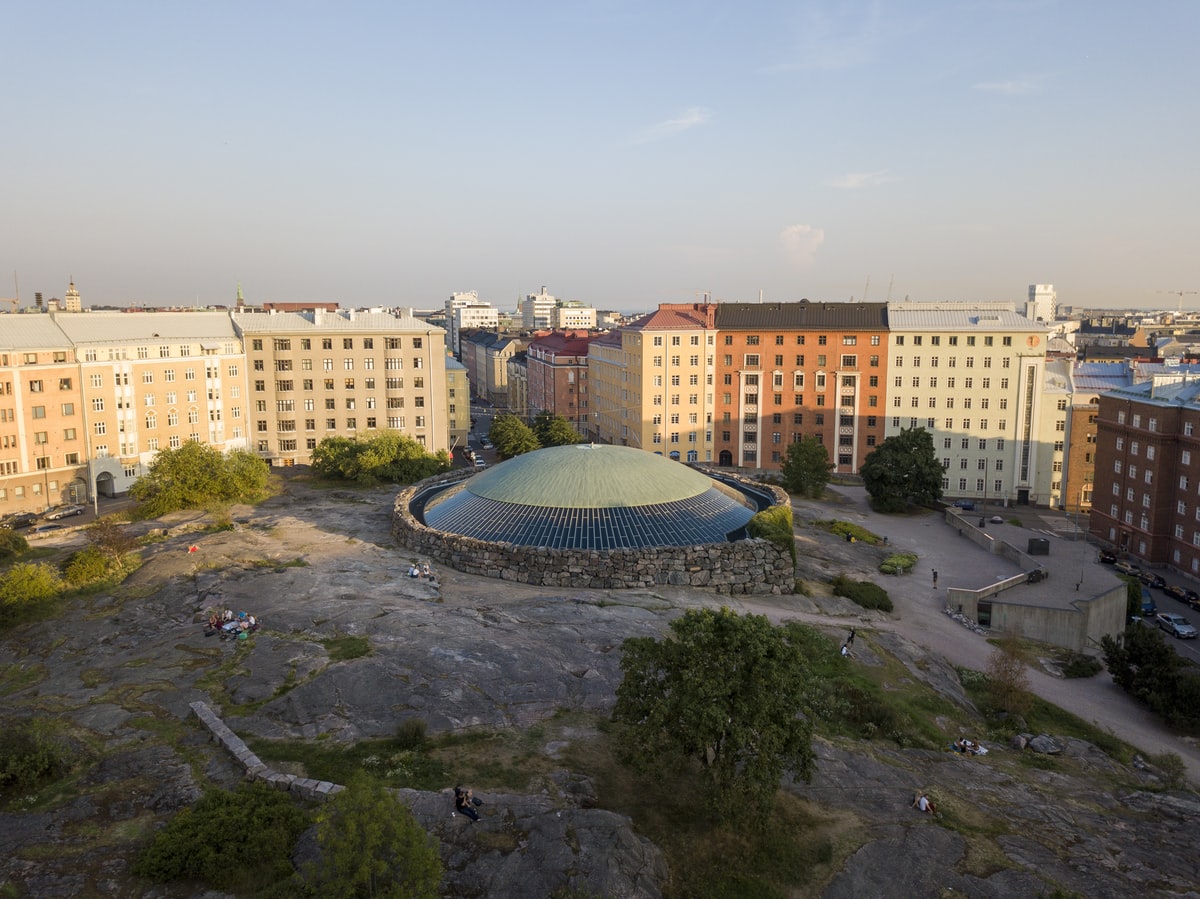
<box><xmin>775</xmin><ymin>486</ymin><xmax>1200</xmax><ymax>784</ymax></box>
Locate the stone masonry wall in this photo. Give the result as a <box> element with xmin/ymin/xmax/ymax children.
<box><xmin>392</xmin><ymin>471</ymin><xmax>795</xmax><ymax>595</ymax></box>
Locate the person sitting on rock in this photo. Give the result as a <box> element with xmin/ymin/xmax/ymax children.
<box><xmin>207</xmin><ymin>612</ymin><xmax>221</xmax><ymax>630</ymax></box>
<box><xmin>454</xmin><ymin>785</ymin><xmax>481</xmax><ymax>821</ymax></box>
<box><xmin>911</xmin><ymin>791</ymin><xmax>936</xmax><ymax>815</ymax></box>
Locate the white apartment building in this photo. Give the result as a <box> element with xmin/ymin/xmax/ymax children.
<box><xmin>445</xmin><ymin>291</ymin><xmax>498</xmax><ymax>358</ymax></box>
<box><xmin>885</xmin><ymin>302</ymin><xmax>1049</xmax><ymax>507</ymax></box>
<box><xmin>521</xmin><ymin>287</ymin><xmax>556</xmax><ymax>330</ymax></box>
<box><xmin>1026</xmin><ymin>284</ymin><xmax>1057</xmax><ymax>323</ymax></box>
<box><xmin>231</xmin><ymin>308</ymin><xmax>449</xmax><ymax>466</ymax></box>
<box><xmin>552</xmin><ymin>303</ymin><xmax>597</xmax><ymax>330</ymax></box>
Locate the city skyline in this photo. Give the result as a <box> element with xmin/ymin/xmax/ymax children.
<box><xmin>4</xmin><ymin>2</ymin><xmax>1197</xmax><ymax>314</ymax></box>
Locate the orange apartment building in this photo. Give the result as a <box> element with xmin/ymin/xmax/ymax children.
<box><xmin>711</xmin><ymin>301</ymin><xmax>889</xmax><ymax>472</ymax></box>
<box><xmin>526</xmin><ymin>330</ymin><xmax>594</xmax><ymax>435</ymax></box>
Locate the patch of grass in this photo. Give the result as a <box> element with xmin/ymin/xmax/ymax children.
<box><xmin>322</xmin><ymin>634</ymin><xmax>371</xmax><ymax>662</ymax></box>
<box><xmin>879</xmin><ymin>552</ymin><xmax>918</xmax><ymax>575</ymax></box>
<box><xmin>813</xmin><ymin>519</ymin><xmax>884</xmax><ymax>545</ymax></box>
<box><xmin>0</xmin><ymin>663</ymin><xmax>47</xmax><ymax>697</ymax></box>
<box><xmin>831</xmin><ymin>574</ymin><xmax>894</xmax><ymax>612</ymax></box>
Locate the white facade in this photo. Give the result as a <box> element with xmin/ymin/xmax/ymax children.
<box><xmin>1026</xmin><ymin>284</ymin><xmax>1057</xmax><ymax>323</ymax></box>
<box><xmin>885</xmin><ymin>302</ymin><xmax>1050</xmax><ymax>507</ymax></box>
<box><xmin>552</xmin><ymin>304</ymin><xmax>597</xmax><ymax>330</ymax></box>
<box><xmin>451</xmin><ymin>304</ymin><xmax>499</xmax><ymax>356</ymax></box>
<box><xmin>521</xmin><ymin>287</ymin><xmax>556</xmax><ymax>330</ymax></box>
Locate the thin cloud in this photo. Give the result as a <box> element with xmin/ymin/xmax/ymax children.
<box><xmin>629</xmin><ymin>107</ymin><xmax>712</xmax><ymax>144</ymax></box>
<box><xmin>779</xmin><ymin>224</ymin><xmax>825</xmax><ymax>268</ymax></box>
<box><xmin>973</xmin><ymin>78</ymin><xmax>1038</xmax><ymax>95</ymax></box>
<box><xmin>829</xmin><ymin>170</ymin><xmax>893</xmax><ymax>189</ymax></box>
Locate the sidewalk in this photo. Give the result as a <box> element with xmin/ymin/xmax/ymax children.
<box><xmin>794</xmin><ymin>486</ymin><xmax>1200</xmax><ymax>783</ymax></box>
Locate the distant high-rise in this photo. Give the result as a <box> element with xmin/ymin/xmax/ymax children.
<box><xmin>521</xmin><ymin>287</ymin><xmax>556</xmax><ymax>329</ymax></box>
<box><xmin>63</xmin><ymin>280</ymin><xmax>82</xmax><ymax>312</ymax></box>
<box><xmin>1026</xmin><ymin>284</ymin><xmax>1057</xmax><ymax>322</ymax></box>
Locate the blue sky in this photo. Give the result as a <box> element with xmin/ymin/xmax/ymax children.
<box><xmin>3</xmin><ymin>1</ymin><xmax>1197</xmax><ymax>313</ymax></box>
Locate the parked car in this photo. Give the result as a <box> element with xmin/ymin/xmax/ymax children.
<box><xmin>989</xmin><ymin>515</ymin><xmax>1004</xmax><ymax>524</ymax></box>
<box><xmin>473</xmin><ymin>457</ymin><xmax>487</xmax><ymax>470</ymax></box>
<box><xmin>30</xmin><ymin>524</ymin><xmax>64</xmax><ymax>535</ymax></box>
<box><xmin>1155</xmin><ymin>612</ymin><xmax>1198</xmax><ymax>639</ymax></box>
<box><xmin>0</xmin><ymin>512</ymin><xmax>38</xmax><ymax>530</ymax></box>
<box><xmin>951</xmin><ymin>500</ymin><xmax>975</xmax><ymax>511</ymax></box>
<box><xmin>45</xmin><ymin>504</ymin><xmax>86</xmax><ymax>520</ymax></box>
<box><xmin>1113</xmin><ymin>560</ymin><xmax>1141</xmax><ymax>577</ymax></box>
<box><xmin>1162</xmin><ymin>584</ymin><xmax>1200</xmax><ymax>605</ymax></box>
<box><xmin>1097</xmin><ymin>549</ymin><xmax>1117</xmax><ymax>564</ymax></box>
<box><xmin>1139</xmin><ymin>571</ymin><xmax>1167</xmax><ymax>590</ymax></box>
<box><xmin>480</xmin><ymin>437</ymin><xmax>494</xmax><ymax>449</ymax></box>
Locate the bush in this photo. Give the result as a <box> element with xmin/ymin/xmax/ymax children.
<box><xmin>831</xmin><ymin>575</ymin><xmax>893</xmax><ymax>612</ymax></box>
<box><xmin>133</xmin><ymin>782</ymin><xmax>309</xmax><ymax>891</ymax></box>
<box><xmin>878</xmin><ymin>552</ymin><xmax>918</xmax><ymax>575</ymax></box>
<box><xmin>0</xmin><ymin>720</ymin><xmax>73</xmax><ymax>790</ymax></box>
<box><xmin>1058</xmin><ymin>652</ymin><xmax>1103</xmax><ymax>679</ymax></box>
<box><xmin>62</xmin><ymin>546</ymin><xmax>113</xmax><ymax>586</ymax></box>
<box><xmin>0</xmin><ymin>562</ymin><xmax>65</xmax><ymax>626</ymax></box>
<box><xmin>130</xmin><ymin>442</ymin><xmax>271</xmax><ymax>517</ymax></box>
<box><xmin>819</xmin><ymin>520</ymin><xmax>880</xmax><ymax>544</ymax></box>
<box><xmin>747</xmin><ymin>504</ymin><xmax>796</xmax><ymax>564</ymax></box>
<box><xmin>0</xmin><ymin>529</ymin><xmax>29</xmax><ymax>562</ymax></box>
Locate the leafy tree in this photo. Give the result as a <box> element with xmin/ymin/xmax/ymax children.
<box><xmin>133</xmin><ymin>782</ymin><xmax>308</xmax><ymax>891</ymax></box>
<box><xmin>129</xmin><ymin>442</ymin><xmax>270</xmax><ymax>516</ymax></box>
<box><xmin>305</xmin><ymin>771</ymin><xmax>442</xmax><ymax>898</ymax></box>
<box><xmin>312</xmin><ymin>432</ymin><xmax>451</xmax><ymax>485</ymax></box>
<box><xmin>86</xmin><ymin>516</ymin><xmax>139</xmax><ymax>562</ymax></box>
<box><xmin>860</xmin><ymin>427</ymin><xmax>943</xmax><ymax>513</ymax></box>
<box><xmin>1101</xmin><ymin>624</ymin><xmax>1200</xmax><ymax>731</ymax></box>
<box><xmin>532</xmin><ymin>411</ymin><xmax>584</xmax><ymax>447</ymax></box>
<box><xmin>612</xmin><ymin>608</ymin><xmax>816</xmax><ymax>822</ymax></box>
<box><xmin>780</xmin><ymin>436</ymin><xmax>833</xmax><ymax>498</ymax></box>
<box><xmin>488</xmin><ymin>414</ymin><xmax>541</xmax><ymax>459</ymax></box>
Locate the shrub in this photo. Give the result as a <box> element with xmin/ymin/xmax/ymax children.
<box><xmin>0</xmin><ymin>563</ymin><xmax>65</xmax><ymax>625</ymax></box>
<box><xmin>0</xmin><ymin>529</ymin><xmax>29</xmax><ymax>563</ymax></box>
<box><xmin>0</xmin><ymin>720</ymin><xmax>73</xmax><ymax>790</ymax></box>
<box><xmin>747</xmin><ymin>504</ymin><xmax>796</xmax><ymax>564</ymax></box>
<box><xmin>133</xmin><ymin>782</ymin><xmax>308</xmax><ymax>891</ymax></box>
<box><xmin>879</xmin><ymin>553</ymin><xmax>918</xmax><ymax>575</ymax></box>
<box><xmin>1058</xmin><ymin>652</ymin><xmax>1103</xmax><ymax>679</ymax></box>
<box><xmin>62</xmin><ymin>546</ymin><xmax>113</xmax><ymax>586</ymax></box>
<box><xmin>819</xmin><ymin>520</ymin><xmax>880</xmax><ymax>544</ymax></box>
<box><xmin>830</xmin><ymin>575</ymin><xmax>893</xmax><ymax>612</ymax></box>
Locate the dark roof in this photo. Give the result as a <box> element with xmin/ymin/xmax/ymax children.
<box><xmin>714</xmin><ymin>300</ymin><xmax>888</xmax><ymax>330</ymax></box>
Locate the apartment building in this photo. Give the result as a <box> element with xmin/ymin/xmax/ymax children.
<box><xmin>526</xmin><ymin>330</ymin><xmax>593</xmax><ymax>434</ymax></box>
<box><xmin>459</xmin><ymin>331</ymin><xmax>526</xmax><ymax>407</ymax></box>
<box><xmin>552</xmin><ymin>303</ymin><xmax>597</xmax><ymax>330</ymax></box>
<box><xmin>712</xmin><ymin>301</ymin><xmax>888</xmax><ymax>473</ymax></box>
<box><xmin>520</xmin><ymin>287</ymin><xmax>557</xmax><ymax>330</ymax></box>
<box><xmin>445</xmin><ymin>354</ymin><xmax>470</xmax><ymax>452</ymax></box>
<box><xmin>589</xmin><ymin>304</ymin><xmax>717</xmax><ymax>459</ymax></box>
<box><xmin>231</xmin><ymin>308</ymin><xmax>449</xmax><ymax>465</ymax></box>
<box><xmin>1091</xmin><ymin>376</ymin><xmax>1200</xmax><ymax>571</ymax></box>
<box><xmin>885</xmin><ymin>303</ymin><xmax>1048</xmax><ymax>506</ymax></box>
<box><xmin>445</xmin><ymin>291</ymin><xmax>498</xmax><ymax>358</ymax></box>
<box><xmin>0</xmin><ymin>317</ymin><xmax>88</xmax><ymax>515</ymax></box>
<box><xmin>54</xmin><ymin>311</ymin><xmax>248</xmax><ymax>498</ymax></box>
<box><xmin>506</xmin><ymin>351</ymin><xmax>529</xmax><ymax>420</ymax></box>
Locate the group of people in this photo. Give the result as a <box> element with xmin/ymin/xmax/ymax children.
<box><xmin>840</xmin><ymin>627</ymin><xmax>856</xmax><ymax>658</ymax></box>
<box><xmin>408</xmin><ymin>561</ymin><xmax>435</xmax><ymax>580</ymax></box>
<box><xmin>952</xmin><ymin>737</ymin><xmax>987</xmax><ymax>756</ymax></box>
<box><xmin>453</xmin><ymin>785</ymin><xmax>483</xmax><ymax>821</ymax></box>
<box><xmin>204</xmin><ymin>608</ymin><xmax>259</xmax><ymax>640</ymax></box>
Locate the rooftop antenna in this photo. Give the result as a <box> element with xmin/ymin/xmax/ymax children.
<box><xmin>861</xmin><ymin>275</ymin><xmax>870</xmax><ymax>303</ymax></box>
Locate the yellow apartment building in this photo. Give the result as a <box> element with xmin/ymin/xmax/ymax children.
<box><xmin>231</xmin><ymin>308</ymin><xmax>449</xmax><ymax>465</ymax></box>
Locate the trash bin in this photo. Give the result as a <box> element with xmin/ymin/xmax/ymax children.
<box><xmin>1027</xmin><ymin>537</ymin><xmax>1050</xmax><ymax>556</ymax></box>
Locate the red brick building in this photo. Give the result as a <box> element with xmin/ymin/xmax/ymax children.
<box><xmin>526</xmin><ymin>330</ymin><xmax>594</xmax><ymax>434</ymax></box>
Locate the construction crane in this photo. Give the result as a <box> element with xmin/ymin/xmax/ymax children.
<box><xmin>0</xmin><ymin>272</ymin><xmax>18</xmax><ymax>313</ymax></box>
<box><xmin>1158</xmin><ymin>289</ymin><xmax>1199</xmax><ymax>315</ymax></box>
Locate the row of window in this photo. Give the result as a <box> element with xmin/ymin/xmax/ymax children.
<box><xmin>894</xmin><ymin>377</ymin><xmax>1008</xmax><ymax>389</ymax></box>
<box><xmin>896</xmin><ymin>335</ymin><xmax>1013</xmax><ymax>347</ymax></box>
<box><xmin>893</xmin><ymin>396</ymin><xmax>1007</xmax><ymax>410</ymax></box>
<box><xmin>252</xmin><ymin>356</ymin><xmax>425</xmax><ymax>372</ymax></box>
<box><xmin>253</xmin><ymin>337</ymin><xmax>424</xmax><ymax>352</ymax></box>
<box><xmin>77</xmin><ymin>345</ymin><xmax>237</xmax><ymax>361</ymax></box>
<box><xmin>253</xmin><ymin>377</ymin><xmax>425</xmax><ymax>392</ymax></box>
<box><xmin>894</xmin><ymin>356</ymin><xmax>1011</xmax><ymax>369</ymax></box>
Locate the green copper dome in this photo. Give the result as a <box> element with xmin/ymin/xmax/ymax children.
<box><xmin>470</xmin><ymin>444</ymin><xmax>713</xmax><ymax>508</ymax></box>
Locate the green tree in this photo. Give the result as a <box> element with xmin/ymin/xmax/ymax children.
<box><xmin>612</xmin><ymin>608</ymin><xmax>816</xmax><ymax>822</ymax></box>
<box><xmin>985</xmin><ymin>633</ymin><xmax>1032</xmax><ymax>717</ymax></box>
<box><xmin>860</xmin><ymin>427</ymin><xmax>944</xmax><ymax>512</ymax></box>
<box><xmin>0</xmin><ymin>529</ymin><xmax>29</xmax><ymax>563</ymax></box>
<box><xmin>129</xmin><ymin>442</ymin><xmax>270</xmax><ymax>516</ymax></box>
<box><xmin>488</xmin><ymin>414</ymin><xmax>541</xmax><ymax>459</ymax></box>
<box><xmin>312</xmin><ymin>432</ymin><xmax>451</xmax><ymax>485</ymax></box>
<box><xmin>0</xmin><ymin>562</ymin><xmax>65</xmax><ymax>626</ymax></box>
<box><xmin>532</xmin><ymin>411</ymin><xmax>585</xmax><ymax>447</ymax></box>
<box><xmin>779</xmin><ymin>436</ymin><xmax>834</xmax><ymax>498</ymax></box>
<box><xmin>86</xmin><ymin>516</ymin><xmax>139</xmax><ymax>562</ymax></box>
<box><xmin>306</xmin><ymin>771</ymin><xmax>442</xmax><ymax>899</ymax></box>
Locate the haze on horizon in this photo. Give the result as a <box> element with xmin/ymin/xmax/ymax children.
<box><xmin>3</xmin><ymin>2</ymin><xmax>1197</xmax><ymax>315</ymax></box>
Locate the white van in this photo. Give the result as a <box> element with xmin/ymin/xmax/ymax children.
<box><xmin>473</xmin><ymin>457</ymin><xmax>487</xmax><ymax>470</ymax></box>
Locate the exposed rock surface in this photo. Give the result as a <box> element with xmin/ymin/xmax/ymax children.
<box><xmin>1</xmin><ymin>477</ymin><xmax>1198</xmax><ymax>897</ymax></box>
